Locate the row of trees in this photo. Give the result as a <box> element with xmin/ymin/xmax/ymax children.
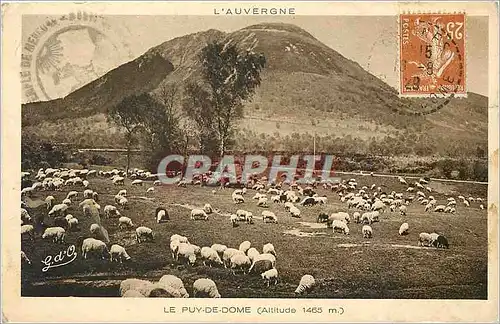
<box><xmin>108</xmin><ymin>41</ymin><xmax>266</xmax><ymax>173</ymax></box>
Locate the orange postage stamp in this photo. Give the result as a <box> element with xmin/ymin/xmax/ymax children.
<box><xmin>400</xmin><ymin>13</ymin><xmax>466</xmax><ymax>97</ymax></box>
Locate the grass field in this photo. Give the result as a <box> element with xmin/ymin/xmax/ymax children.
<box><xmin>21</xmin><ymin>172</ymin><xmax>488</xmax><ymax>299</ymax></box>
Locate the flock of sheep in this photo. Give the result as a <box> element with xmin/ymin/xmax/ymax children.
<box><xmin>20</xmin><ymin>166</ymin><xmax>486</xmax><ymax>297</ymax></box>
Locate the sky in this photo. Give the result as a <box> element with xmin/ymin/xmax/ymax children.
<box><xmin>22</xmin><ymin>15</ymin><xmax>488</xmax><ymax>101</ymax></box>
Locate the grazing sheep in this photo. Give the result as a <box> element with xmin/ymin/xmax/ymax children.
<box><xmin>434</xmin><ymin>205</ymin><xmax>446</xmax><ymax>212</ymax></box>
<box><xmin>433</xmin><ymin>235</ymin><xmax>449</xmax><ymax>249</ymax></box>
<box><xmin>83</xmin><ymin>189</ymin><xmax>94</xmax><ymax>199</ymax></box>
<box><xmin>118</xmin><ymin>196</ymin><xmax>128</xmax><ymax>208</ymax></box>
<box><xmin>135</xmin><ymin>226</ymin><xmax>154</xmax><ymax>243</ymax></box>
<box><xmin>317</xmin><ymin>212</ymin><xmax>329</xmax><ymax>223</ymax></box>
<box><xmin>68</xmin><ymin>217</ymin><xmax>79</xmax><ymax>231</ymax></box>
<box><xmin>262</xmin><ymin>243</ymin><xmax>276</xmax><ymax>256</ymax></box>
<box><xmin>399</xmin><ymin>223</ymin><xmax>409</xmax><ymax>235</ymax></box>
<box><xmin>418</xmin><ymin>233</ymin><xmax>433</xmax><ymax>247</ymax></box>
<box><xmin>201</xmin><ymin>247</ymin><xmax>224</xmax><ymax>267</ymax></box>
<box><xmin>119</xmin><ymin>278</ymin><xmax>155</xmax><ymax>297</ymax></box>
<box><xmin>192</xmin><ymin>278</ymin><xmax>221</xmax><ymax>298</ymax></box>
<box><xmin>90</xmin><ymin>223</ymin><xmax>100</xmax><ymax>236</ymax></box>
<box><xmin>158</xmin><ymin>275</ymin><xmax>189</xmax><ymax>298</ymax></box>
<box><xmin>480</xmin><ymin>204</ymin><xmax>485</xmax><ymax>210</ymax></box>
<box><xmin>190</xmin><ymin>209</ymin><xmax>208</xmax><ymax>221</ymax></box>
<box><xmin>239</xmin><ymin>241</ymin><xmax>251</xmax><ymax>254</ymax></box>
<box><xmin>284</xmin><ymin>202</ymin><xmax>294</xmax><ymax>211</ymax></box>
<box><xmin>257</xmin><ymin>197</ymin><xmax>269</xmax><ymax>207</ymax></box>
<box><xmin>247</xmin><ymin>247</ymin><xmax>260</xmax><ymax>262</ymax></box>
<box><xmin>222</xmin><ymin>248</ymin><xmax>245</xmax><ymax>268</ymax></box>
<box><xmin>42</xmin><ymin>227</ymin><xmax>66</xmax><ymax>243</ymax></box>
<box><xmin>48</xmin><ymin>203</ymin><xmax>68</xmax><ymax>217</ymax></box>
<box><xmin>248</xmin><ymin>259</ymin><xmax>274</xmax><ymax>275</ymax></box>
<box><xmin>262</xmin><ymin>211</ymin><xmax>278</xmax><ymax>223</ymax></box>
<box><xmin>362</xmin><ymin>225</ymin><xmax>373</xmax><ymax>238</ymax></box>
<box><xmin>230</xmin><ymin>253</ymin><xmax>251</xmax><ymax>275</ymax></box>
<box><xmin>332</xmin><ymin>220</ymin><xmax>350</xmax><ymax>235</ymax></box>
<box><xmin>353</xmin><ymin>212</ymin><xmax>361</xmax><ymax>224</ymax></box>
<box><xmin>146</xmin><ymin>187</ymin><xmax>155</xmax><ymax>193</ymax></box>
<box><xmin>53</xmin><ymin>216</ymin><xmax>69</xmax><ymax>230</ymax></box>
<box><xmin>211</xmin><ymin>244</ymin><xmax>227</xmax><ymax>257</ymax></box>
<box><xmin>45</xmin><ymin>196</ymin><xmax>55</xmax><ymax>210</ymax></box>
<box><xmin>118</xmin><ymin>216</ymin><xmax>134</xmax><ymax>229</ymax></box>
<box><xmin>295</xmin><ymin>274</ymin><xmax>316</xmax><ymax>295</ymax></box>
<box><xmin>80</xmin><ymin>238</ymin><xmax>109</xmax><ymax>259</ymax></box>
<box><xmin>288</xmin><ymin>205</ymin><xmax>301</xmax><ymax>218</ymax></box>
<box><xmin>155</xmin><ymin>207</ymin><xmax>169</xmax><ymax>223</ymax></box>
<box><xmin>203</xmin><ymin>203</ymin><xmax>213</xmax><ymax>214</ymax></box>
<box><xmin>66</xmin><ymin>191</ymin><xmax>78</xmax><ymax>200</ymax></box>
<box><xmin>104</xmin><ymin>205</ymin><xmax>120</xmax><ymax>219</ymax></box>
<box><xmin>131</xmin><ymin>179</ymin><xmax>143</xmax><ymax>186</ymax></box>
<box><xmin>232</xmin><ymin>194</ymin><xmax>245</xmax><ymax>204</ymax></box>
<box><xmin>300</xmin><ymin>197</ymin><xmax>316</xmax><ymax>207</ymax></box>
<box><xmin>21</xmin><ymin>251</ymin><xmax>32</xmax><ymax>265</ymax></box>
<box><xmin>21</xmin><ymin>224</ymin><xmax>35</xmax><ymax>241</ymax></box>
<box><xmin>175</xmin><ymin>243</ymin><xmax>196</xmax><ymax>265</ymax></box>
<box><xmin>261</xmin><ymin>268</ymin><xmax>279</xmax><ymax>286</ymax></box>
<box><xmin>399</xmin><ymin>205</ymin><xmax>407</xmax><ymax>216</ymax></box>
<box><xmin>110</xmin><ymin>244</ymin><xmax>131</xmax><ymax>263</ymax></box>
<box><xmin>122</xmin><ymin>290</ymin><xmax>145</xmax><ymax>297</ymax></box>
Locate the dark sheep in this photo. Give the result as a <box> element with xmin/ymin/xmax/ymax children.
<box><xmin>279</xmin><ymin>194</ymin><xmax>288</xmax><ymax>203</ymax></box>
<box><xmin>53</xmin><ymin>217</ymin><xmax>69</xmax><ymax>230</ymax></box>
<box><xmin>433</xmin><ymin>235</ymin><xmax>449</xmax><ymax>249</ymax></box>
<box><xmin>148</xmin><ymin>288</ymin><xmax>175</xmax><ymax>298</ymax></box>
<box><xmin>303</xmin><ymin>189</ymin><xmax>316</xmax><ymax>197</ymax></box>
<box><xmin>301</xmin><ymin>197</ymin><xmax>316</xmax><ymax>207</ymax></box>
<box><xmin>317</xmin><ymin>212</ymin><xmax>329</xmax><ymax>223</ymax></box>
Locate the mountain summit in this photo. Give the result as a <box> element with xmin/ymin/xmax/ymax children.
<box><xmin>22</xmin><ymin>23</ymin><xmax>487</xmax><ymax>154</ymax></box>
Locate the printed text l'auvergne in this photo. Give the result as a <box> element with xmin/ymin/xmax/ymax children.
<box><xmin>214</xmin><ymin>7</ymin><xmax>296</xmax><ymax>15</ymax></box>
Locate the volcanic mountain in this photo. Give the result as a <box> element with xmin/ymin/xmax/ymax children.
<box><xmin>22</xmin><ymin>23</ymin><xmax>487</xmax><ymax>154</ymax></box>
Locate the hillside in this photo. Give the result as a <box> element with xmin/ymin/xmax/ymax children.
<box><xmin>22</xmin><ymin>23</ymin><xmax>488</xmax><ymax>155</ymax></box>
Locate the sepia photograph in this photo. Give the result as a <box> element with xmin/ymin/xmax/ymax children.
<box><xmin>2</xmin><ymin>1</ymin><xmax>499</xmax><ymax>322</ymax></box>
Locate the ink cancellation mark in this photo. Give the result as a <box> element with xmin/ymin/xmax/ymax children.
<box><xmin>399</xmin><ymin>13</ymin><xmax>466</xmax><ymax>97</ymax></box>
<box><xmin>21</xmin><ymin>11</ymin><xmax>133</xmax><ymax>103</ymax></box>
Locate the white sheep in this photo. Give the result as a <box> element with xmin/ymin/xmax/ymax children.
<box><xmin>284</xmin><ymin>202</ymin><xmax>294</xmax><ymax>211</ymax></box>
<box><xmin>66</xmin><ymin>191</ymin><xmax>78</xmax><ymax>200</ymax></box>
<box><xmin>68</xmin><ymin>217</ymin><xmax>79</xmax><ymax>230</ymax></box>
<box><xmin>192</xmin><ymin>278</ymin><xmax>221</xmax><ymax>298</ymax></box>
<box><xmin>171</xmin><ymin>234</ymin><xmax>189</xmax><ymax>244</ymax></box>
<box><xmin>82</xmin><ymin>180</ymin><xmax>90</xmax><ymax>188</ymax></box>
<box><xmin>21</xmin><ymin>224</ymin><xmax>34</xmax><ymax>241</ymax></box>
<box><xmin>90</xmin><ymin>223</ymin><xmax>101</xmax><ymax>236</ymax></box>
<box><xmin>146</xmin><ymin>187</ymin><xmax>155</xmax><ymax>193</ymax></box>
<box><xmin>332</xmin><ymin>220</ymin><xmax>350</xmax><ymax>235</ymax></box>
<box><xmin>45</xmin><ymin>195</ymin><xmax>55</xmax><ymax>210</ymax></box>
<box><xmin>119</xmin><ymin>278</ymin><xmax>155</xmax><ymax>297</ymax></box>
<box><xmin>222</xmin><ymin>248</ymin><xmax>244</xmax><ymax>268</ymax></box>
<box><xmin>362</xmin><ymin>225</ymin><xmax>373</xmax><ymax>238</ymax></box>
<box><xmin>175</xmin><ymin>243</ymin><xmax>196</xmax><ymax>265</ymax></box>
<box><xmin>262</xmin><ymin>211</ymin><xmax>278</xmax><ymax>223</ymax></box>
<box><xmin>211</xmin><ymin>243</ymin><xmax>227</xmax><ymax>257</ymax></box>
<box><xmin>399</xmin><ymin>205</ymin><xmax>407</xmax><ymax>216</ymax></box>
<box><xmin>131</xmin><ymin>179</ymin><xmax>143</xmax><ymax>186</ymax></box>
<box><xmin>232</xmin><ymin>194</ymin><xmax>245</xmax><ymax>204</ymax></box>
<box><xmin>261</xmin><ymin>268</ymin><xmax>278</xmax><ymax>286</ymax></box>
<box><xmin>434</xmin><ymin>205</ymin><xmax>446</xmax><ymax>212</ymax></box>
<box><xmin>158</xmin><ymin>275</ymin><xmax>189</xmax><ymax>298</ymax></box>
<box><xmin>110</xmin><ymin>244</ymin><xmax>131</xmax><ymax>263</ymax></box>
<box><xmin>252</xmin><ymin>193</ymin><xmax>266</xmax><ymax>200</ymax></box>
<box><xmin>262</xmin><ymin>243</ymin><xmax>276</xmax><ymax>256</ymax></box>
<box><xmin>257</xmin><ymin>196</ymin><xmax>269</xmax><ymax>207</ymax></box>
<box><xmin>118</xmin><ymin>196</ymin><xmax>128</xmax><ymax>208</ymax></box>
<box><xmin>104</xmin><ymin>205</ymin><xmax>120</xmax><ymax>218</ymax></box>
<box><xmin>122</xmin><ymin>290</ymin><xmax>145</xmax><ymax>297</ymax></box>
<box><xmin>230</xmin><ymin>253</ymin><xmax>251</xmax><ymax>274</ymax></box>
<box><xmin>418</xmin><ymin>232</ymin><xmax>433</xmax><ymax>247</ymax></box>
<box><xmin>81</xmin><ymin>238</ymin><xmax>108</xmax><ymax>259</ymax></box>
<box><xmin>42</xmin><ymin>227</ymin><xmax>66</xmax><ymax>243</ymax></box>
<box><xmin>247</xmin><ymin>247</ymin><xmax>260</xmax><ymax>262</ymax></box>
<box><xmin>252</xmin><ymin>253</ymin><xmax>277</xmax><ymax>267</ymax></box>
<box><xmin>399</xmin><ymin>223</ymin><xmax>409</xmax><ymax>235</ymax></box>
<box><xmin>190</xmin><ymin>208</ymin><xmax>208</xmax><ymax>221</ymax></box>
<box><xmin>118</xmin><ymin>216</ymin><xmax>134</xmax><ymax>229</ymax></box>
<box><xmin>289</xmin><ymin>205</ymin><xmax>301</xmax><ymax>218</ymax></box>
<box><xmin>83</xmin><ymin>189</ymin><xmax>94</xmax><ymax>199</ymax></box>
<box><xmin>480</xmin><ymin>204</ymin><xmax>485</xmax><ymax>210</ymax></box>
<box><xmin>200</xmin><ymin>247</ymin><xmax>224</xmax><ymax>267</ymax></box>
<box><xmin>295</xmin><ymin>274</ymin><xmax>316</xmax><ymax>295</ymax></box>
<box><xmin>48</xmin><ymin>203</ymin><xmax>68</xmax><ymax>217</ymax></box>
<box><xmin>135</xmin><ymin>226</ymin><xmax>154</xmax><ymax>243</ymax></box>
<box><xmin>239</xmin><ymin>241</ymin><xmax>251</xmax><ymax>254</ymax></box>
<box><xmin>156</xmin><ymin>209</ymin><xmax>168</xmax><ymax>223</ymax></box>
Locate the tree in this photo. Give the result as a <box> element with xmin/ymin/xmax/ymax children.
<box><xmin>108</xmin><ymin>94</ymin><xmax>146</xmax><ymax>175</ymax></box>
<box><xmin>184</xmin><ymin>41</ymin><xmax>266</xmax><ymax>156</ymax></box>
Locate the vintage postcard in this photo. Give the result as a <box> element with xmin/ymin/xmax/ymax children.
<box><xmin>2</xmin><ymin>1</ymin><xmax>499</xmax><ymax>322</ymax></box>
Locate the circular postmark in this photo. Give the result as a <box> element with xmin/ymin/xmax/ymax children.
<box><xmin>21</xmin><ymin>11</ymin><xmax>134</xmax><ymax>103</ymax></box>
